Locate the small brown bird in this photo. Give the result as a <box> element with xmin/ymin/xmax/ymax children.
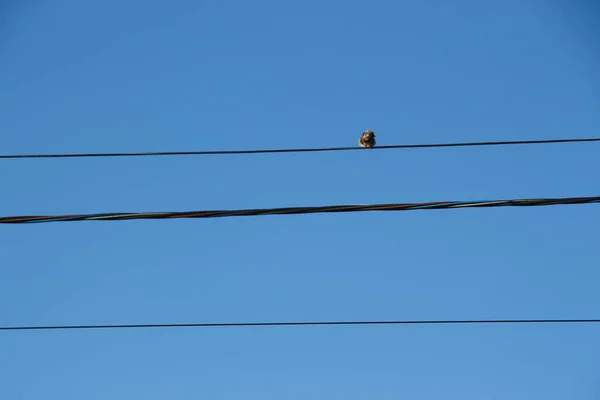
<box><xmin>358</xmin><ymin>130</ymin><xmax>376</xmax><ymax>148</ymax></box>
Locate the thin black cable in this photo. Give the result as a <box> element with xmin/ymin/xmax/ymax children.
<box><xmin>2</xmin><ymin>319</ymin><xmax>599</xmax><ymax>332</ymax></box>
<box><xmin>1</xmin><ymin>137</ymin><xmax>598</xmax><ymax>159</ymax></box>
<box><xmin>1</xmin><ymin>196</ymin><xmax>598</xmax><ymax>224</ymax></box>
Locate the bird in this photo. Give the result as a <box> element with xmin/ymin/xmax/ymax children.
<box><xmin>358</xmin><ymin>130</ymin><xmax>376</xmax><ymax>148</ymax></box>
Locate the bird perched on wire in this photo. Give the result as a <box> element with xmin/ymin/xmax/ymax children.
<box><xmin>359</xmin><ymin>130</ymin><xmax>376</xmax><ymax>149</ymax></box>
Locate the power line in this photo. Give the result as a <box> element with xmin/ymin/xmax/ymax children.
<box><xmin>2</xmin><ymin>318</ymin><xmax>599</xmax><ymax>332</ymax></box>
<box><xmin>1</xmin><ymin>195</ymin><xmax>598</xmax><ymax>225</ymax></box>
<box><xmin>1</xmin><ymin>137</ymin><xmax>599</xmax><ymax>160</ymax></box>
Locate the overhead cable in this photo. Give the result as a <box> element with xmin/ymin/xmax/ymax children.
<box><xmin>1</xmin><ymin>195</ymin><xmax>598</xmax><ymax>225</ymax></box>
<box><xmin>1</xmin><ymin>137</ymin><xmax>599</xmax><ymax>160</ymax></box>
<box><xmin>2</xmin><ymin>318</ymin><xmax>600</xmax><ymax>332</ymax></box>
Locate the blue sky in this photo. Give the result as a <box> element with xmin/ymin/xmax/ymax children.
<box><xmin>1</xmin><ymin>0</ymin><xmax>599</xmax><ymax>398</ymax></box>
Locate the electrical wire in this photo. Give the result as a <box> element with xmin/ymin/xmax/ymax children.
<box><xmin>1</xmin><ymin>195</ymin><xmax>598</xmax><ymax>225</ymax></box>
<box><xmin>2</xmin><ymin>318</ymin><xmax>599</xmax><ymax>332</ymax></box>
<box><xmin>1</xmin><ymin>137</ymin><xmax>599</xmax><ymax>159</ymax></box>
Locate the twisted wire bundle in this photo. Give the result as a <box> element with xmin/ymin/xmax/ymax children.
<box><xmin>1</xmin><ymin>195</ymin><xmax>598</xmax><ymax>224</ymax></box>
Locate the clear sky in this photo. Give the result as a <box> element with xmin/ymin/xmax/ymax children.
<box><xmin>1</xmin><ymin>0</ymin><xmax>599</xmax><ymax>398</ymax></box>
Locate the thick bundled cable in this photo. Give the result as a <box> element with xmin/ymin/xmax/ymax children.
<box><xmin>1</xmin><ymin>318</ymin><xmax>599</xmax><ymax>332</ymax></box>
<box><xmin>1</xmin><ymin>196</ymin><xmax>598</xmax><ymax>225</ymax></box>
<box><xmin>1</xmin><ymin>137</ymin><xmax>599</xmax><ymax>159</ymax></box>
